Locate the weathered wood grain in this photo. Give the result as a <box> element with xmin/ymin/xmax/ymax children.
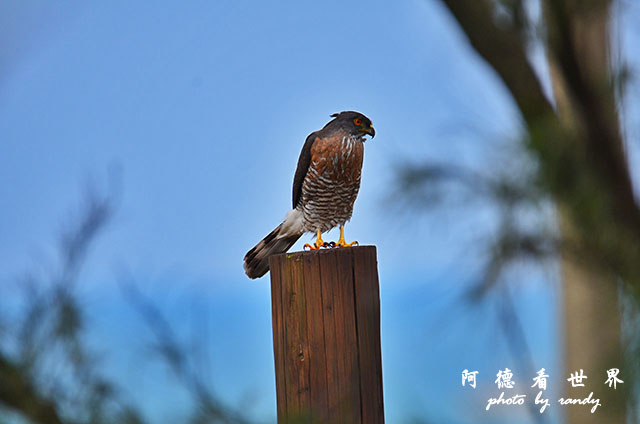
<box><xmin>269</xmin><ymin>246</ymin><xmax>384</xmax><ymax>424</ymax></box>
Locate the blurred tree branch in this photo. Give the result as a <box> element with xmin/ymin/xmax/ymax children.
<box><xmin>1</xmin><ymin>179</ymin><xmax>255</xmax><ymax>423</ymax></box>
<box><xmin>0</xmin><ymin>353</ymin><xmax>64</xmax><ymax>424</ymax></box>
<box><xmin>438</xmin><ymin>0</ymin><xmax>640</xmax><ymax>291</ymax></box>
<box><xmin>0</xmin><ymin>185</ymin><xmax>144</xmax><ymax>424</ymax></box>
<box><xmin>422</xmin><ymin>0</ymin><xmax>638</xmax><ymax>421</ymax></box>
<box><xmin>122</xmin><ymin>283</ymin><xmax>251</xmax><ymax>424</ymax></box>
<box><xmin>544</xmin><ymin>1</ymin><xmax>628</xmax><ymax>421</ymax></box>
<box><xmin>440</xmin><ymin>0</ymin><xmax>555</xmax><ymax>123</ymax></box>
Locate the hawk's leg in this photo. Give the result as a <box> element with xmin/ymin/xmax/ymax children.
<box><xmin>334</xmin><ymin>225</ymin><xmax>358</xmax><ymax>248</ymax></box>
<box><xmin>304</xmin><ymin>230</ymin><xmax>329</xmax><ymax>250</ymax></box>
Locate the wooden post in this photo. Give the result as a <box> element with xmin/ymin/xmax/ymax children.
<box><xmin>269</xmin><ymin>246</ymin><xmax>384</xmax><ymax>424</ymax></box>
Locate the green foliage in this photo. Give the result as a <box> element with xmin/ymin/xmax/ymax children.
<box><xmin>0</xmin><ymin>189</ymin><xmax>251</xmax><ymax>424</ymax></box>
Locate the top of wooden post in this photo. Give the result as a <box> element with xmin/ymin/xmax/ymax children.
<box><xmin>270</xmin><ymin>245</ymin><xmax>377</xmax><ymax>262</ymax></box>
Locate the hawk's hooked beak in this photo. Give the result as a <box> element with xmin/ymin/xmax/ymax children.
<box><xmin>361</xmin><ymin>125</ymin><xmax>375</xmax><ymax>138</ymax></box>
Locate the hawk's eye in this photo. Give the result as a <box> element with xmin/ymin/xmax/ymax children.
<box><xmin>354</xmin><ymin>118</ymin><xmax>362</xmax><ymax>126</ymax></box>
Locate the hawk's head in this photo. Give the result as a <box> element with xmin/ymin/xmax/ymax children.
<box><xmin>328</xmin><ymin>111</ymin><xmax>375</xmax><ymax>139</ymax></box>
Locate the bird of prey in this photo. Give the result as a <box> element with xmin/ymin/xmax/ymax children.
<box><xmin>243</xmin><ymin>111</ymin><xmax>375</xmax><ymax>279</ymax></box>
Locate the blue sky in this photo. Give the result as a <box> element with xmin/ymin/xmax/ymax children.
<box><xmin>2</xmin><ymin>1</ymin><xmax>639</xmax><ymax>423</ymax></box>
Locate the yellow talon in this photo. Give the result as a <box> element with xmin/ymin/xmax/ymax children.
<box><xmin>334</xmin><ymin>226</ymin><xmax>358</xmax><ymax>248</ymax></box>
<box><xmin>304</xmin><ymin>230</ymin><xmax>328</xmax><ymax>250</ymax></box>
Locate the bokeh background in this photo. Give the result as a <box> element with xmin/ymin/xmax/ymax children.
<box><xmin>2</xmin><ymin>1</ymin><xmax>640</xmax><ymax>423</ymax></box>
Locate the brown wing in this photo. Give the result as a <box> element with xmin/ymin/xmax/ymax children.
<box><xmin>292</xmin><ymin>131</ymin><xmax>318</xmax><ymax>209</ymax></box>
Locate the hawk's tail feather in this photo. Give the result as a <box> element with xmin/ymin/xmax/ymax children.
<box><xmin>243</xmin><ymin>222</ymin><xmax>302</xmax><ymax>280</ymax></box>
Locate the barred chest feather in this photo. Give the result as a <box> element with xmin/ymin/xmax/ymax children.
<box><xmin>299</xmin><ymin>134</ymin><xmax>364</xmax><ymax>233</ymax></box>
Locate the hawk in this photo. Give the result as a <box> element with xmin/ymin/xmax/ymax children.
<box><xmin>243</xmin><ymin>111</ymin><xmax>375</xmax><ymax>279</ymax></box>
